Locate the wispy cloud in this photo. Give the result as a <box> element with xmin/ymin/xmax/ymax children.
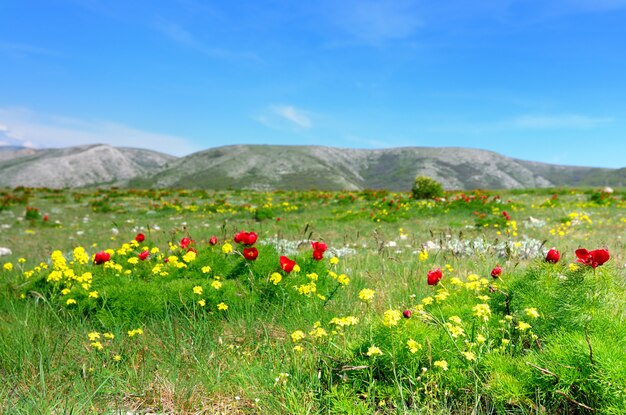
<box><xmin>153</xmin><ymin>17</ymin><xmax>258</xmax><ymax>61</ymax></box>
<box><xmin>320</xmin><ymin>0</ymin><xmax>422</xmax><ymax>46</ymax></box>
<box><xmin>0</xmin><ymin>107</ymin><xmax>199</xmax><ymax>156</ymax></box>
<box><xmin>272</xmin><ymin>106</ymin><xmax>312</xmax><ymax>128</ymax></box>
<box><xmin>254</xmin><ymin>105</ymin><xmax>313</xmax><ymax>131</ymax></box>
<box><xmin>512</xmin><ymin>114</ymin><xmax>613</xmax><ymax>129</ymax></box>
<box><xmin>0</xmin><ymin>41</ymin><xmax>63</xmax><ymax>58</ymax></box>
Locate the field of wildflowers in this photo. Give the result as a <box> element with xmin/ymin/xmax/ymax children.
<box><xmin>1</xmin><ymin>186</ymin><xmax>625</xmax><ymax>414</ymax></box>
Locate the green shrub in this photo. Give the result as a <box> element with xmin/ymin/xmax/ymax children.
<box><xmin>411</xmin><ymin>175</ymin><xmax>444</xmax><ymax>200</ymax></box>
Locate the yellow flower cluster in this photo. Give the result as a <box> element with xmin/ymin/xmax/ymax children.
<box><xmin>358</xmin><ymin>288</ymin><xmax>375</xmax><ymax>302</ymax></box>
<box><xmin>383</xmin><ymin>309</ymin><xmax>402</xmax><ymax>327</ymax></box>
<box><xmin>329</xmin><ymin>316</ymin><xmax>359</xmax><ymax>327</ymax></box>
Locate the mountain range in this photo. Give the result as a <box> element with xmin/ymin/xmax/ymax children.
<box><xmin>0</xmin><ymin>144</ymin><xmax>623</xmax><ymax>190</ymax></box>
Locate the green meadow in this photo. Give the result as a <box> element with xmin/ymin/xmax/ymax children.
<box><xmin>1</xmin><ymin>186</ymin><xmax>625</xmax><ymax>414</ymax></box>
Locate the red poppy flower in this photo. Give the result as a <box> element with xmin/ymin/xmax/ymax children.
<box><xmin>180</xmin><ymin>237</ymin><xmax>192</xmax><ymax>249</ymax></box>
<box><xmin>243</xmin><ymin>247</ymin><xmax>259</xmax><ymax>261</ymax></box>
<box><xmin>312</xmin><ymin>249</ymin><xmax>324</xmax><ymax>261</ymax></box>
<box><xmin>138</xmin><ymin>250</ymin><xmax>150</xmax><ymax>261</ymax></box>
<box><xmin>311</xmin><ymin>241</ymin><xmax>327</xmax><ymax>260</ymax></box>
<box><xmin>234</xmin><ymin>231</ymin><xmax>245</xmax><ymax>244</ymax></box>
<box><xmin>491</xmin><ymin>265</ymin><xmax>502</xmax><ymax>278</ymax></box>
<box><xmin>135</xmin><ymin>233</ymin><xmax>145</xmax><ymax>243</ymax></box>
<box><xmin>94</xmin><ymin>251</ymin><xmax>110</xmax><ymax>265</ymax></box>
<box><xmin>280</xmin><ymin>255</ymin><xmax>296</xmax><ymax>273</ymax></box>
<box><xmin>311</xmin><ymin>241</ymin><xmax>328</xmax><ymax>253</ymax></box>
<box><xmin>43</xmin><ymin>214</ymin><xmax>49</xmax><ymax>221</ymax></box>
<box><xmin>427</xmin><ymin>268</ymin><xmax>443</xmax><ymax>286</ymax></box>
<box><xmin>502</xmin><ymin>211</ymin><xmax>511</xmax><ymax>221</ymax></box>
<box><xmin>234</xmin><ymin>231</ymin><xmax>257</xmax><ymax>246</ymax></box>
<box><xmin>575</xmin><ymin>248</ymin><xmax>610</xmax><ymax>268</ymax></box>
<box><xmin>403</xmin><ymin>310</ymin><xmax>412</xmax><ymax>319</ymax></box>
<box><xmin>545</xmin><ymin>248</ymin><xmax>560</xmax><ymax>264</ymax></box>
<box><xmin>209</xmin><ymin>236</ymin><xmax>218</xmax><ymax>246</ymax></box>
<box><xmin>244</xmin><ymin>232</ymin><xmax>257</xmax><ymax>245</ymax></box>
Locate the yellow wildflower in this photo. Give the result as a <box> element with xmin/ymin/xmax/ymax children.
<box><xmin>472</xmin><ymin>303</ymin><xmax>491</xmax><ymax>322</ymax></box>
<box><xmin>329</xmin><ymin>257</ymin><xmax>339</xmax><ymax>265</ymax></box>
<box><xmin>407</xmin><ymin>339</ymin><xmax>422</xmax><ymax>354</ymax></box>
<box><xmin>516</xmin><ymin>321</ymin><xmax>531</xmax><ymax>331</ymax></box>
<box><xmin>66</xmin><ymin>298</ymin><xmax>77</xmax><ymax>305</ymax></box>
<box><xmin>269</xmin><ymin>272</ymin><xmax>282</xmax><ymax>285</ymax></box>
<box><xmin>222</xmin><ymin>243</ymin><xmax>233</xmax><ymax>254</ymax></box>
<box><xmin>128</xmin><ymin>328</ymin><xmax>143</xmax><ymax>337</ymax></box>
<box><xmin>337</xmin><ymin>274</ymin><xmax>350</xmax><ymax>285</ymax></box>
<box><xmin>198</xmin><ymin>299</ymin><xmax>206</xmax><ymax>307</ymax></box>
<box><xmin>525</xmin><ymin>308</ymin><xmax>540</xmax><ymax>319</ymax></box>
<box><xmin>113</xmin><ymin>355</ymin><xmax>122</xmax><ymax>362</ymax></box>
<box><xmin>18</xmin><ymin>257</ymin><xmax>26</xmax><ymax>263</ymax></box>
<box><xmin>182</xmin><ymin>250</ymin><xmax>197</xmax><ymax>263</ymax></box>
<box><xmin>434</xmin><ymin>360</ymin><xmax>449</xmax><ymax>371</ymax></box>
<box><xmin>463</xmin><ymin>351</ymin><xmax>476</xmax><ymax>361</ymax></box>
<box><xmin>291</xmin><ymin>330</ymin><xmax>306</xmax><ymax>343</ymax></box>
<box><xmin>193</xmin><ymin>286</ymin><xmax>203</xmax><ymax>295</ymax></box>
<box><xmin>103</xmin><ymin>332</ymin><xmax>115</xmax><ymax>339</ymax></box>
<box><xmin>90</xmin><ymin>341</ymin><xmax>103</xmax><ymax>350</ymax></box>
<box><xmin>358</xmin><ymin>288</ymin><xmax>375</xmax><ymax>302</ymax></box>
<box><xmin>211</xmin><ymin>280</ymin><xmax>222</xmax><ymax>290</ymax></box>
<box><xmin>366</xmin><ymin>345</ymin><xmax>383</xmax><ymax>357</ymax></box>
<box><xmin>88</xmin><ymin>331</ymin><xmax>100</xmax><ymax>341</ymax></box>
<box><xmin>201</xmin><ymin>265</ymin><xmax>212</xmax><ymax>274</ymax></box>
<box><xmin>419</xmin><ymin>250</ymin><xmax>428</xmax><ymax>261</ymax></box>
<box><xmin>293</xmin><ymin>264</ymin><xmax>301</xmax><ymax>273</ymax></box>
<box><xmin>383</xmin><ymin>309</ymin><xmax>402</xmax><ymax>327</ymax></box>
<box><xmin>3</xmin><ymin>263</ymin><xmax>13</xmax><ymax>271</ymax></box>
<box><xmin>217</xmin><ymin>302</ymin><xmax>228</xmax><ymax>311</ymax></box>
<box><xmin>88</xmin><ymin>291</ymin><xmax>99</xmax><ymax>298</ymax></box>
<box><xmin>421</xmin><ymin>296</ymin><xmax>434</xmax><ymax>305</ymax></box>
<box><xmin>293</xmin><ymin>345</ymin><xmax>304</xmax><ymax>353</ymax></box>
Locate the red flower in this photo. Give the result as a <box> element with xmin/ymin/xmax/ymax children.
<box><xmin>502</xmin><ymin>211</ymin><xmax>511</xmax><ymax>221</ymax></box>
<box><xmin>234</xmin><ymin>231</ymin><xmax>244</xmax><ymax>244</ymax></box>
<box><xmin>135</xmin><ymin>233</ymin><xmax>145</xmax><ymax>243</ymax></box>
<box><xmin>427</xmin><ymin>268</ymin><xmax>443</xmax><ymax>286</ymax></box>
<box><xmin>138</xmin><ymin>250</ymin><xmax>150</xmax><ymax>261</ymax></box>
<box><xmin>243</xmin><ymin>247</ymin><xmax>259</xmax><ymax>261</ymax></box>
<box><xmin>403</xmin><ymin>310</ymin><xmax>412</xmax><ymax>319</ymax></box>
<box><xmin>180</xmin><ymin>237</ymin><xmax>192</xmax><ymax>249</ymax></box>
<box><xmin>209</xmin><ymin>236</ymin><xmax>218</xmax><ymax>246</ymax></box>
<box><xmin>311</xmin><ymin>241</ymin><xmax>328</xmax><ymax>253</ymax></box>
<box><xmin>491</xmin><ymin>265</ymin><xmax>502</xmax><ymax>278</ymax></box>
<box><xmin>312</xmin><ymin>249</ymin><xmax>325</xmax><ymax>261</ymax></box>
<box><xmin>311</xmin><ymin>241</ymin><xmax>328</xmax><ymax>261</ymax></box>
<box><xmin>244</xmin><ymin>232</ymin><xmax>257</xmax><ymax>245</ymax></box>
<box><xmin>545</xmin><ymin>248</ymin><xmax>560</xmax><ymax>264</ymax></box>
<box><xmin>93</xmin><ymin>251</ymin><xmax>111</xmax><ymax>265</ymax></box>
<box><xmin>234</xmin><ymin>231</ymin><xmax>257</xmax><ymax>246</ymax></box>
<box><xmin>575</xmin><ymin>248</ymin><xmax>610</xmax><ymax>268</ymax></box>
<box><xmin>280</xmin><ymin>255</ymin><xmax>296</xmax><ymax>273</ymax></box>
<box><xmin>43</xmin><ymin>214</ymin><xmax>49</xmax><ymax>221</ymax></box>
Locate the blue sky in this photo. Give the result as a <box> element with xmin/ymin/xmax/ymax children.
<box><xmin>1</xmin><ymin>0</ymin><xmax>625</xmax><ymax>168</ymax></box>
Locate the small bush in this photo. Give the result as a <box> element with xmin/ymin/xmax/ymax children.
<box><xmin>411</xmin><ymin>175</ymin><xmax>444</xmax><ymax>200</ymax></box>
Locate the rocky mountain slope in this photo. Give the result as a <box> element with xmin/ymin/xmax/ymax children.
<box><xmin>0</xmin><ymin>144</ymin><xmax>623</xmax><ymax>190</ymax></box>
<box><xmin>0</xmin><ymin>144</ymin><xmax>176</xmax><ymax>188</ymax></box>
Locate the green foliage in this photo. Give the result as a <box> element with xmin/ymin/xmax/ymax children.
<box><xmin>1</xmin><ymin>186</ymin><xmax>625</xmax><ymax>414</ymax></box>
<box><xmin>411</xmin><ymin>175</ymin><xmax>444</xmax><ymax>200</ymax></box>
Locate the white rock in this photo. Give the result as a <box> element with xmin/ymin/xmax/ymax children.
<box><xmin>0</xmin><ymin>247</ymin><xmax>12</xmax><ymax>256</ymax></box>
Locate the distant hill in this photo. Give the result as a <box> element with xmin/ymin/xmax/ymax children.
<box><xmin>0</xmin><ymin>143</ymin><xmax>623</xmax><ymax>190</ymax></box>
<box><xmin>0</xmin><ymin>144</ymin><xmax>176</xmax><ymax>188</ymax></box>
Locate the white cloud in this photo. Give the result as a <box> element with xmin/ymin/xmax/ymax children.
<box><xmin>0</xmin><ymin>107</ymin><xmax>199</xmax><ymax>156</ymax></box>
<box><xmin>322</xmin><ymin>0</ymin><xmax>422</xmax><ymax>46</ymax></box>
<box><xmin>254</xmin><ymin>105</ymin><xmax>313</xmax><ymax>131</ymax></box>
<box><xmin>512</xmin><ymin>114</ymin><xmax>613</xmax><ymax>129</ymax></box>
<box><xmin>272</xmin><ymin>106</ymin><xmax>312</xmax><ymax>129</ymax></box>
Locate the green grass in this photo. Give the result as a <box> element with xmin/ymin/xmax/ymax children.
<box><xmin>0</xmin><ymin>187</ymin><xmax>625</xmax><ymax>414</ymax></box>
